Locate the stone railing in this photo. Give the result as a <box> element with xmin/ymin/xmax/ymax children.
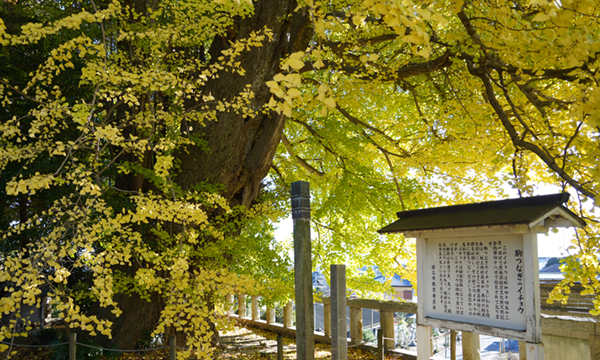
<box><xmin>320</xmin><ymin>297</ymin><xmax>417</xmax><ymax>349</ymax></box>
<box><xmin>227</xmin><ymin>294</ymin><xmax>600</xmax><ymax>360</ymax></box>
<box><xmin>226</xmin><ymin>294</ymin><xmax>421</xmax><ymax>359</ymax></box>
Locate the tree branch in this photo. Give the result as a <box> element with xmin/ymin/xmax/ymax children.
<box><xmin>335</xmin><ymin>105</ymin><xmax>411</xmax><ymax>159</ymax></box>
<box><xmin>324</xmin><ymin>34</ymin><xmax>398</xmax><ymax>55</ymax></box>
<box><xmin>381</xmin><ymin>150</ymin><xmax>406</xmax><ymax>211</ymax></box>
<box><xmin>468</xmin><ymin>59</ymin><xmax>597</xmax><ymax>199</ymax></box>
<box><xmin>281</xmin><ymin>134</ymin><xmax>324</xmax><ymax>176</ymax></box>
<box><xmin>300</xmin><ymin>50</ymin><xmax>453</xmax><ymax>81</ymax></box>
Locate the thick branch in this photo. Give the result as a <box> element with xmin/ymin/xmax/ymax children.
<box><xmin>336</xmin><ymin>107</ymin><xmax>398</xmax><ymax>145</ymax></box>
<box><xmin>457</xmin><ymin>9</ymin><xmax>597</xmax><ymax>84</ymax></box>
<box><xmin>381</xmin><ymin>150</ymin><xmax>406</xmax><ymax>211</ymax></box>
<box><xmin>325</xmin><ymin>11</ymin><xmax>384</xmax><ymax>25</ymax></box>
<box><xmin>300</xmin><ymin>50</ymin><xmax>453</xmax><ymax>81</ymax></box>
<box><xmin>324</xmin><ymin>34</ymin><xmax>397</xmax><ymax>55</ymax></box>
<box><xmin>468</xmin><ymin>60</ymin><xmax>597</xmax><ymax>199</ymax></box>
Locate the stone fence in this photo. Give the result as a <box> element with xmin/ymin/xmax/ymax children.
<box><xmin>228</xmin><ymin>294</ymin><xmax>600</xmax><ymax>360</ymax></box>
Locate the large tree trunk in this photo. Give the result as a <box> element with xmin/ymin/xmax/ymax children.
<box><xmin>86</xmin><ymin>265</ymin><xmax>165</xmax><ymax>349</ymax></box>
<box><xmin>87</xmin><ymin>0</ymin><xmax>311</xmax><ymax>349</ymax></box>
<box><xmin>177</xmin><ymin>0</ymin><xmax>311</xmax><ymax>208</ymax></box>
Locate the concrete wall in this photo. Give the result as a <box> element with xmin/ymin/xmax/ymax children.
<box><xmin>544</xmin><ymin>334</ymin><xmax>590</xmax><ymax>360</ymax></box>
<box><xmin>541</xmin><ymin>314</ymin><xmax>598</xmax><ymax>360</ymax></box>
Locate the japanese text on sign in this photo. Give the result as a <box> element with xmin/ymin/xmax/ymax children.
<box><xmin>425</xmin><ymin>235</ymin><xmax>526</xmax><ymax>331</ymax></box>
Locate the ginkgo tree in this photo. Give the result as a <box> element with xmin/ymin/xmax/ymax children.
<box><xmin>0</xmin><ymin>0</ymin><xmax>599</xmax><ymax>356</ymax></box>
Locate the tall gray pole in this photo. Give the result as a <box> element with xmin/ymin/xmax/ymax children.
<box><xmin>331</xmin><ymin>264</ymin><xmax>348</xmax><ymax>360</ymax></box>
<box><xmin>292</xmin><ymin>181</ymin><xmax>314</xmax><ymax>360</ymax></box>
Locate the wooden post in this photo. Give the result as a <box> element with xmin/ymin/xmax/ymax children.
<box><xmin>69</xmin><ymin>332</ymin><xmax>76</xmax><ymax>360</ymax></box>
<box><xmin>415</xmin><ymin>235</ymin><xmax>428</xmax><ymax>360</ymax></box>
<box><xmin>169</xmin><ymin>336</ymin><xmax>176</xmax><ymax>360</ymax></box>
<box><xmin>519</xmin><ymin>341</ymin><xmax>527</xmax><ymax>360</ymax></box>
<box><xmin>238</xmin><ymin>293</ymin><xmax>247</xmax><ymax>318</ymax></box>
<box><xmin>376</xmin><ymin>329</ymin><xmax>384</xmax><ymax>360</ymax></box>
<box><xmin>461</xmin><ymin>331</ymin><xmax>480</xmax><ymax>360</ymax></box>
<box><xmin>277</xmin><ymin>334</ymin><xmax>284</xmax><ymax>360</ymax></box>
<box><xmin>380</xmin><ymin>310</ymin><xmax>394</xmax><ymax>350</ymax></box>
<box><xmin>292</xmin><ymin>181</ymin><xmax>314</xmax><ymax>360</ymax></box>
<box><xmin>430</xmin><ymin>326</ymin><xmax>434</xmax><ymax>356</ymax></box>
<box><xmin>226</xmin><ymin>294</ymin><xmax>233</xmax><ymax>316</ymax></box>
<box><xmin>416</xmin><ymin>325</ymin><xmax>431</xmax><ymax>360</ymax></box>
<box><xmin>251</xmin><ymin>295</ymin><xmax>259</xmax><ymax>321</ymax></box>
<box><xmin>450</xmin><ymin>330</ymin><xmax>457</xmax><ymax>360</ymax></box>
<box><xmin>526</xmin><ymin>342</ymin><xmax>544</xmax><ymax>360</ymax></box>
<box><xmin>349</xmin><ymin>307</ymin><xmax>362</xmax><ymax>344</ymax></box>
<box><xmin>331</xmin><ymin>264</ymin><xmax>348</xmax><ymax>360</ymax></box>
<box><xmin>523</xmin><ymin>229</ymin><xmax>544</xmax><ymax>360</ymax></box>
<box><xmin>283</xmin><ymin>301</ymin><xmax>293</xmax><ymax>328</ymax></box>
<box><xmin>323</xmin><ymin>301</ymin><xmax>331</xmax><ymax>337</ymax></box>
<box><xmin>267</xmin><ymin>306</ymin><xmax>275</xmax><ymax>324</ymax></box>
<box><xmin>523</xmin><ymin>230</ymin><xmax>542</xmax><ymax>343</ymax></box>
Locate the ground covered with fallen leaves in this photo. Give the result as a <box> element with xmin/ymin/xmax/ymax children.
<box><xmin>4</xmin><ymin>326</ymin><xmax>406</xmax><ymax>360</ymax></box>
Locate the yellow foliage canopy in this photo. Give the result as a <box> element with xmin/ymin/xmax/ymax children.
<box><xmin>0</xmin><ymin>0</ymin><xmax>599</xmax><ymax>355</ymax></box>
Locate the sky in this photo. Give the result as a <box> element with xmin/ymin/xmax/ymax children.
<box><xmin>538</xmin><ymin>227</ymin><xmax>574</xmax><ymax>258</ymax></box>
<box><xmin>275</xmin><ymin>216</ymin><xmax>574</xmax><ymax>260</ymax></box>
<box><xmin>274</xmin><ymin>186</ymin><xmax>586</xmax><ymax>260</ymax></box>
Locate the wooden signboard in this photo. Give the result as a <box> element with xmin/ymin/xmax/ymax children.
<box><xmin>378</xmin><ymin>193</ymin><xmax>586</xmax><ymax>360</ymax></box>
<box><xmin>413</xmin><ymin>227</ymin><xmax>538</xmax><ymax>341</ymax></box>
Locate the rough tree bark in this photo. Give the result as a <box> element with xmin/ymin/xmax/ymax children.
<box><xmin>177</xmin><ymin>0</ymin><xmax>312</xmax><ymax>208</ymax></box>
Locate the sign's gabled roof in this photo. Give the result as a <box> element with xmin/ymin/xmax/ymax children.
<box><xmin>378</xmin><ymin>193</ymin><xmax>585</xmax><ymax>234</ymax></box>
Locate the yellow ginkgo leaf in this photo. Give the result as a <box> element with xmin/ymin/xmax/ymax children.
<box><xmin>532</xmin><ymin>13</ymin><xmax>551</xmax><ymax>22</ymax></box>
<box><xmin>287</xmin><ymin>58</ymin><xmax>305</xmax><ymax>70</ymax></box>
<box><xmin>323</xmin><ymin>97</ymin><xmax>336</xmax><ymax>108</ymax></box>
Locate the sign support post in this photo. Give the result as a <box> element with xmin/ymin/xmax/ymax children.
<box><xmin>416</xmin><ymin>325</ymin><xmax>431</xmax><ymax>360</ymax></box>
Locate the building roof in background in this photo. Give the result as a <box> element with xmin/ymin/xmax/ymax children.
<box><xmin>374</xmin><ymin>273</ymin><xmax>413</xmax><ymax>287</ymax></box>
<box><xmin>378</xmin><ymin>193</ymin><xmax>585</xmax><ymax>234</ymax></box>
<box><xmin>313</xmin><ymin>271</ymin><xmax>330</xmax><ymax>296</ymax></box>
<box><xmin>539</xmin><ymin>264</ymin><xmax>562</xmax><ymax>273</ymax></box>
<box><xmin>391</xmin><ymin>274</ymin><xmax>412</xmax><ymax>287</ymax></box>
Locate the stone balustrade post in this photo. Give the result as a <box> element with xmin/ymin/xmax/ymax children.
<box><xmin>283</xmin><ymin>301</ymin><xmax>293</xmax><ymax>328</ymax></box>
<box><xmin>323</xmin><ymin>302</ymin><xmax>331</xmax><ymax>337</ymax></box>
<box><xmin>266</xmin><ymin>306</ymin><xmax>275</xmax><ymax>324</ymax></box>
<box><xmin>251</xmin><ymin>295</ymin><xmax>259</xmax><ymax>321</ymax></box>
<box><xmin>226</xmin><ymin>294</ymin><xmax>233</xmax><ymax>316</ymax></box>
<box><xmin>350</xmin><ymin>307</ymin><xmax>363</xmax><ymax>344</ymax></box>
<box><xmin>238</xmin><ymin>293</ymin><xmax>247</xmax><ymax>318</ymax></box>
<box><xmin>380</xmin><ymin>310</ymin><xmax>394</xmax><ymax>350</ymax></box>
<box><xmin>462</xmin><ymin>331</ymin><xmax>480</xmax><ymax>360</ymax></box>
